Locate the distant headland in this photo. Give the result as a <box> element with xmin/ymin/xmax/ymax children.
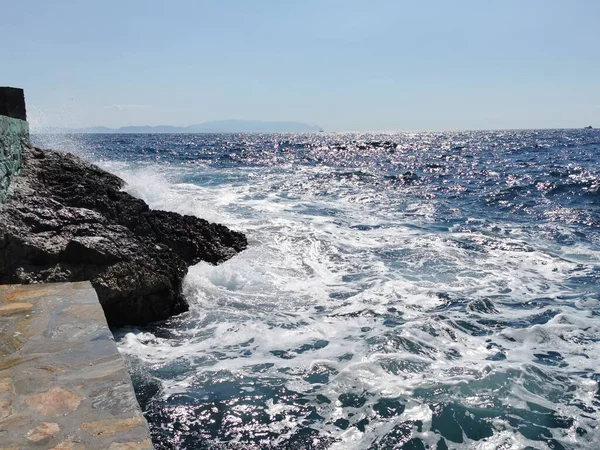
<box><xmin>35</xmin><ymin>120</ymin><xmax>324</xmax><ymax>134</ymax></box>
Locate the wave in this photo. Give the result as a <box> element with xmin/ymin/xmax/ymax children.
<box><xmin>110</xmin><ymin>157</ymin><xmax>600</xmax><ymax>448</ymax></box>
<box><xmin>33</xmin><ymin>131</ymin><xmax>600</xmax><ymax>448</ymax></box>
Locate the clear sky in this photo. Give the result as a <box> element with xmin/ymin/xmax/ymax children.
<box><xmin>1</xmin><ymin>0</ymin><xmax>599</xmax><ymax>131</ymax></box>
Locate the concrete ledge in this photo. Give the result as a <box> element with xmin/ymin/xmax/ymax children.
<box><xmin>0</xmin><ymin>115</ymin><xmax>28</xmax><ymax>202</ymax></box>
<box><xmin>0</xmin><ymin>282</ymin><xmax>153</xmax><ymax>449</ymax></box>
<box><xmin>0</xmin><ymin>87</ymin><xmax>28</xmax><ymax>202</ymax></box>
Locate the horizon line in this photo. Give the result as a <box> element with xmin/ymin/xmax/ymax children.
<box><xmin>29</xmin><ymin>125</ymin><xmax>597</xmax><ymax>134</ymax></box>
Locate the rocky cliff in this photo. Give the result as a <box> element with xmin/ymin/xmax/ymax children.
<box><xmin>0</xmin><ymin>143</ymin><xmax>247</xmax><ymax>327</ymax></box>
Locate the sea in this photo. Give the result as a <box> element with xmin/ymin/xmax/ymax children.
<box><xmin>33</xmin><ymin>130</ymin><xmax>600</xmax><ymax>449</ymax></box>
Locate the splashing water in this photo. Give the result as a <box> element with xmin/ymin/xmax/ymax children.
<box><xmin>34</xmin><ymin>131</ymin><xmax>600</xmax><ymax>449</ymax></box>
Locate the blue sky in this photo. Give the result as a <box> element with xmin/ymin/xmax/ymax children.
<box><xmin>2</xmin><ymin>0</ymin><xmax>599</xmax><ymax>131</ymax></box>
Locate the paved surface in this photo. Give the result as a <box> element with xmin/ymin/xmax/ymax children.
<box><xmin>0</xmin><ymin>282</ymin><xmax>153</xmax><ymax>449</ymax></box>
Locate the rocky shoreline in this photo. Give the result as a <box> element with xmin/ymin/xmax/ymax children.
<box><xmin>0</xmin><ymin>143</ymin><xmax>247</xmax><ymax>327</ymax></box>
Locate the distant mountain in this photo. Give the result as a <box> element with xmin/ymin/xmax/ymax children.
<box><xmin>35</xmin><ymin>120</ymin><xmax>323</xmax><ymax>134</ymax></box>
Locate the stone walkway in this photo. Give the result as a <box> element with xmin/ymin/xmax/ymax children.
<box><xmin>0</xmin><ymin>282</ymin><xmax>153</xmax><ymax>449</ymax></box>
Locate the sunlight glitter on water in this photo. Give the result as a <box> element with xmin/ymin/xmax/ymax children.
<box><xmin>34</xmin><ymin>131</ymin><xmax>600</xmax><ymax>449</ymax></box>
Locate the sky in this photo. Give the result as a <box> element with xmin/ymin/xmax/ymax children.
<box><xmin>1</xmin><ymin>0</ymin><xmax>599</xmax><ymax>131</ymax></box>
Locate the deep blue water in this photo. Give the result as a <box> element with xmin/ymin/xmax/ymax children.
<box><xmin>34</xmin><ymin>130</ymin><xmax>600</xmax><ymax>449</ymax></box>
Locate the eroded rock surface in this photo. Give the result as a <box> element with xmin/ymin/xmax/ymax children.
<box><xmin>0</xmin><ymin>144</ymin><xmax>247</xmax><ymax>326</ymax></box>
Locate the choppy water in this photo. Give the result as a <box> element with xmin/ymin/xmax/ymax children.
<box><xmin>34</xmin><ymin>131</ymin><xmax>600</xmax><ymax>449</ymax></box>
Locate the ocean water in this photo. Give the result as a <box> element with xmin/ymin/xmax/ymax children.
<box><xmin>34</xmin><ymin>131</ymin><xmax>600</xmax><ymax>449</ymax></box>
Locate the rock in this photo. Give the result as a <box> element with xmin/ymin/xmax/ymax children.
<box><xmin>25</xmin><ymin>422</ymin><xmax>60</xmax><ymax>443</ymax></box>
<box><xmin>80</xmin><ymin>416</ymin><xmax>145</xmax><ymax>437</ymax></box>
<box><xmin>24</xmin><ymin>387</ymin><xmax>83</xmax><ymax>416</ymax></box>
<box><xmin>402</xmin><ymin>171</ymin><xmax>419</xmax><ymax>183</ymax></box>
<box><xmin>0</xmin><ymin>143</ymin><xmax>247</xmax><ymax>326</ymax></box>
<box><xmin>22</xmin><ymin>145</ymin><xmax>247</xmax><ymax>264</ymax></box>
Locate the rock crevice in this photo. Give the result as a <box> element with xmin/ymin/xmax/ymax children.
<box><xmin>0</xmin><ymin>143</ymin><xmax>247</xmax><ymax>327</ymax></box>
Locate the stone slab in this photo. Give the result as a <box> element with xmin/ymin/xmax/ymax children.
<box><xmin>0</xmin><ymin>282</ymin><xmax>153</xmax><ymax>449</ymax></box>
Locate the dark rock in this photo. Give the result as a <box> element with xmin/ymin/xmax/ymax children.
<box><xmin>0</xmin><ymin>143</ymin><xmax>247</xmax><ymax>326</ymax></box>
<box><xmin>22</xmin><ymin>146</ymin><xmax>246</xmax><ymax>264</ymax></box>
<box><xmin>402</xmin><ymin>171</ymin><xmax>419</xmax><ymax>183</ymax></box>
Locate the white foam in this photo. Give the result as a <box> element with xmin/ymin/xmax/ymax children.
<box><xmin>111</xmin><ymin>161</ymin><xmax>600</xmax><ymax>448</ymax></box>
